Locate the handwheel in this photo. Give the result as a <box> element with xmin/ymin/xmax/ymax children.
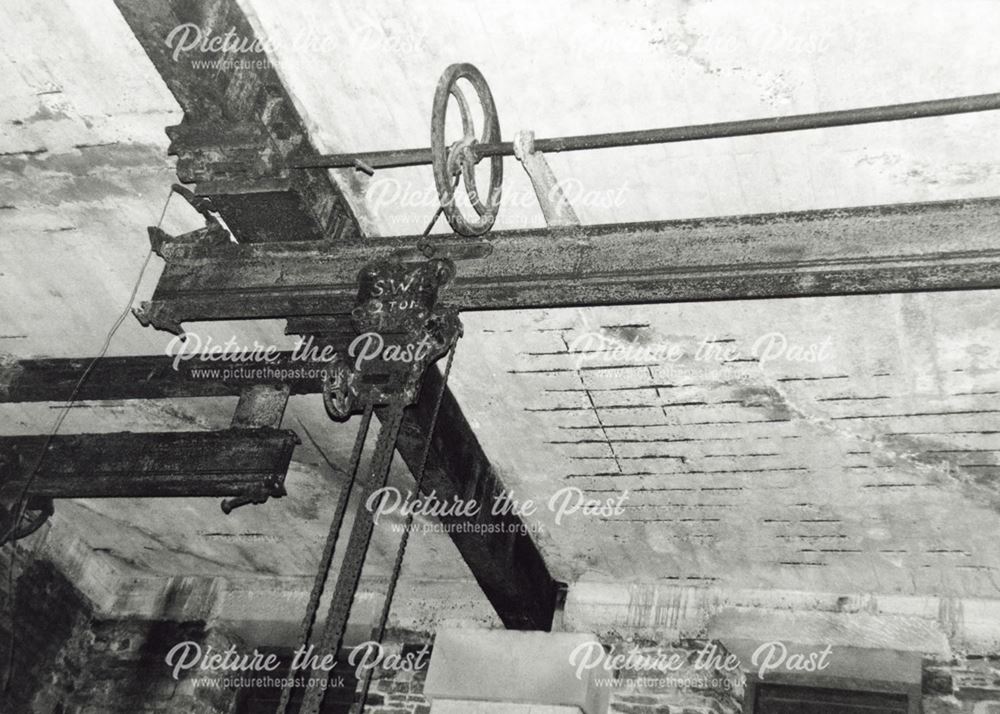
<box><xmin>431</xmin><ymin>63</ymin><xmax>503</xmax><ymax>236</ymax></box>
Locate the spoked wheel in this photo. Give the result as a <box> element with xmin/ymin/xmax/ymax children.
<box><xmin>430</xmin><ymin>63</ymin><xmax>503</xmax><ymax>236</ymax></box>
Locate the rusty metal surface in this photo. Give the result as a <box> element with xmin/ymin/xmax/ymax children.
<box><xmin>137</xmin><ymin>196</ymin><xmax>1000</xmax><ymax>331</ymax></box>
<box><xmin>113</xmin><ymin>0</ymin><xmax>360</xmax><ymax>242</ymax></box>
<box><xmin>298</xmin><ymin>407</ymin><xmax>405</xmax><ymax>714</ymax></box>
<box><xmin>322</xmin><ymin>259</ymin><xmax>462</xmax><ymax>418</ymax></box>
<box><xmin>0</xmin><ymin>429</ymin><xmax>298</xmax><ymax>501</ymax></box>
<box><xmin>292</xmin><ymin>91</ymin><xmax>1000</xmax><ymax>170</ymax></box>
<box><xmin>0</xmin><ymin>353</ymin><xmax>329</xmax><ymax>402</ymax></box>
<box><xmin>431</xmin><ymin>63</ymin><xmax>503</xmax><ymax>236</ymax></box>
<box><xmin>1</xmin><ymin>350</ymin><xmax>561</xmax><ymax>629</ymax></box>
<box><xmin>275</xmin><ymin>406</ymin><xmax>373</xmax><ymax>714</ymax></box>
<box><xmin>295</xmin><ymin>257</ymin><xmax>463</xmax><ymax>712</ymax></box>
<box><xmin>379</xmin><ymin>364</ymin><xmax>561</xmax><ymax>630</ymax></box>
<box><xmin>222</xmin><ymin>385</ymin><xmax>294</xmax><ymax>513</ymax></box>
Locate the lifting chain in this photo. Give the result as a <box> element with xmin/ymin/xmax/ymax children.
<box><xmin>279</xmin><ymin>251</ymin><xmax>462</xmax><ymax>714</ymax></box>
<box><xmin>274</xmin><ymin>404</ymin><xmax>372</xmax><ymax>714</ymax></box>
<box><xmin>354</xmin><ymin>344</ymin><xmax>457</xmax><ymax>712</ymax></box>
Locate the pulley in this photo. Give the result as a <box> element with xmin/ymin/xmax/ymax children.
<box><xmin>0</xmin><ymin>497</ymin><xmax>53</xmax><ymax>545</ymax></box>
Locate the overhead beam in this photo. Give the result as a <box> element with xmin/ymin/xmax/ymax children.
<box><xmin>0</xmin><ymin>352</ymin><xmax>559</xmax><ymax>629</ymax></box>
<box><xmin>381</xmin><ymin>367</ymin><xmax>560</xmax><ymax>630</ymax></box>
<box><xmin>115</xmin><ymin>0</ymin><xmax>560</xmax><ymax>630</ymax></box>
<box><xmin>0</xmin><ymin>352</ymin><xmax>326</xmax><ymax>402</ymax></box>
<box><xmin>113</xmin><ymin>0</ymin><xmax>359</xmax><ymax>242</ymax></box>
<box><xmin>137</xmin><ymin>196</ymin><xmax>1000</xmax><ymax>331</ymax></box>
<box><xmin>0</xmin><ymin>428</ymin><xmax>298</xmax><ymax>500</ymax></box>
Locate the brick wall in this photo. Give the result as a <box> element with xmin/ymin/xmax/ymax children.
<box><xmin>61</xmin><ymin>619</ymin><xmax>242</xmax><ymax>713</ymax></box>
<box><xmin>362</xmin><ymin>642</ymin><xmax>430</xmax><ymax>714</ymax></box>
<box><xmin>233</xmin><ymin>638</ymin><xmax>432</xmax><ymax>714</ymax></box>
<box><xmin>924</xmin><ymin>655</ymin><xmax>1000</xmax><ymax>713</ymax></box>
<box><xmin>0</xmin><ymin>543</ymin><xmax>434</xmax><ymax>714</ymax></box>
<box><xmin>604</xmin><ymin>639</ymin><xmax>744</xmax><ymax>714</ymax></box>
<box><xmin>0</xmin><ymin>547</ymin><xmax>91</xmax><ymax>713</ymax></box>
<box><xmin>0</xmin><ymin>546</ymin><xmax>239</xmax><ymax>714</ymax></box>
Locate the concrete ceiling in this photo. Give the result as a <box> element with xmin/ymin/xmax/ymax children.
<box><xmin>2</xmin><ymin>0</ymin><xmax>1000</xmax><ymax>647</ymax></box>
<box><xmin>243</xmin><ymin>0</ymin><xmax>1000</xmax><ymax>234</ymax></box>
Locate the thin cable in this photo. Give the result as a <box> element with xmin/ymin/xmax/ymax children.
<box><xmin>2</xmin><ymin>188</ymin><xmax>173</xmax><ymax>692</ymax></box>
<box><xmin>354</xmin><ymin>345</ymin><xmax>457</xmax><ymax>713</ymax></box>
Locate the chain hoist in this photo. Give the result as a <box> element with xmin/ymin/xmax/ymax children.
<box><xmin>278</xmin><ymin>253</ymin><xmax>461</xmax><ymax>714</ymax></box>
<box><xmin>279</xmin><ymin>60</ymin><xmax>580</xmax><ymax>713</ymax></box>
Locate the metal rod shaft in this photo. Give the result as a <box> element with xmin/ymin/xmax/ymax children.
<box><xmin>290</xmin><ymin>91</ymin><xmax>1000</xmax><ymax>170</ymax></box>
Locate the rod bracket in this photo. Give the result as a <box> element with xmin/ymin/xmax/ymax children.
<box><xmin>513</xmin><ymin>130</ymin><xmax>581</xmax><ymax>228</ymax></box>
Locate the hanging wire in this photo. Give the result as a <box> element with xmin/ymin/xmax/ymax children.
<box><xmin>2</xmin><ymin>188</ymin><xmax>174</xmax><ymax>692</ymax></box>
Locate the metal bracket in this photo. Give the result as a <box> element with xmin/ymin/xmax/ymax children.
<box><xmin>219</xmin><ymin>475</ymin><xmax>287</xmax><ymax>515</ymax></box>
<box><xmin>512</xmin><ymin>130</ymin><xmax>580</xmax><ymax>228</ymax></box>
<box><xmin>170</xmin><ymin>184</ymin><xmax>233</xmax><ymax>244</ymax></box>
<box><xmin>221</xmin><ymin>384</ymin><xmax>293</xmax><ymax>513</ymax></box>
<box><xmin>144</xmin><ymin>183</ymin><xmax>233</xmax><ymax>261</ymax></box>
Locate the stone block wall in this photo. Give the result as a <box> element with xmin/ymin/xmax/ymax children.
<box><xmin>4</xmin><ymin>547</ymin><xmax>1000</xmax><ymax>714</ymax></box>
<box><xmin>0</xmin><ymin>544</ymin><xmax>437</xmax><ymax>714</ymax></box>
<box><xmin>0</xmin><ymin>546</ymin><xmax>238</xmax><ymax>714</ymax></box>
<box><xmin>0</xmin><ymin>547</ymin><xmax>91</xmax><ymax>713</ymax></box>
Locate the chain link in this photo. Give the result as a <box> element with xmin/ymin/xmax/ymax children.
<box><xmin>353</xmin><ymin>345</ymin><xmax>457</xmax><ymax>713</ymax></box>
<box><xmin>276</xmin><ymin>404</ymin><xmax>373</xmax><ymax>714</ymax></box>
<box><xmin>298</xmin><ymin>405</ymin><xmax>406</xmax><ymax>714</ymax></box>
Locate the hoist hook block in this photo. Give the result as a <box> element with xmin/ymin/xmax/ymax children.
<box><xmin>321</xmin><ymin>258</ymin><xmax>462</xmax><ymax>420</ymax></box>
<box><xmin>431</xmin><ymin>63</ymin><xmax>503</xmax><ymax>237</ymax></box>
